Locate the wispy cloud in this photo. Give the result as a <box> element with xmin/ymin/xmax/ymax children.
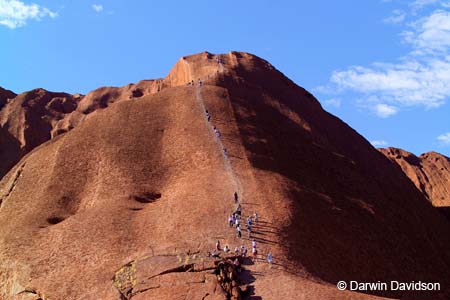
<box><xmin>410</xmin><ymin>0</ymin><xmax>440</xmax><ymax>12</ymax></box>
<box><xmin>437</xmin><ymin>132</ymin><xmax>450</xmax><ymax>144</ymax></box>
<box><xmin>403</xmin><ymin>10</ymin><xmax>450</xmax><ymax>54</ymax></box>
<box><xmin>92</xmin><ymin>4</ymin><xmax>103</xmax><ymax>13</ymax></box>
<box><xmin>323</xmin><ymin>98</ymin><xmax>342</xmax><ymax>108</ymax></box>
<box><xmin>0</xmin><ymin>0</ymin><xmax>57</xmax><ymax>29</ymax></box>
<box><xmin>318</xmin><ymin>4</ymin><xmax>450</xmax><ymax>118</ymax></box>
<box><xmin>383</xmin><ymin>9</ymin><xmax>406</xmax><ymax>24</ymax></box>
<box><xmin>374</xmin><ymin>103</ymin><xmax>399</xmax><ymax>117</ymax></box>
<box><xmin>371</xmin><ymin>140</ymin><xmax>389</xmax><ymax>147</ymax></box>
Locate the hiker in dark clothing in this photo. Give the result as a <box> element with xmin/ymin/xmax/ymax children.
<box><xmin>234</xmin><ymin>192</ymin><xmax>238</xmax><ymax>203</ymax></box>
<box><xmin>236</xmin><ymin>204</ymin><xmax>241</xmax><ymax>216</ymax></box>
<box><xmin>234</xmin><ymin>258</ymin><xmax>241</xmax><ymax>273</ymax></box>
<box><xmin>247</xmin><ymin>216</ymin><xmax>252</xmax><ymax>227</ymax></box>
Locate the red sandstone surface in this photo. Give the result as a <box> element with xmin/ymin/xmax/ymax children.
<box><xmin>1</xmin><ymin>52</ymin><xmax>449</xmax><ymax>300</ymax></box>
<box><xmin>380</xmin><ymin>147</ymin><xmax>450</xmax><ymax>207</ymax></box>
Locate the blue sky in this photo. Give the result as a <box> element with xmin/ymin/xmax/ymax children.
<box><xmin>1</xmin><ymin>0</ymin><xmax>449</xmax><ymax>156</ymax></box>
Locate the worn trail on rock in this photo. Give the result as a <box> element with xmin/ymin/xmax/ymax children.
<box><xmin>196</xmin><ymin>87</ymin><xmax>243</xmax><ymax>196</ymax></box>
<box><xmin>189</xmin><ymin>60</ymin><xmax>243</xmax><ymax>197</ymax></box>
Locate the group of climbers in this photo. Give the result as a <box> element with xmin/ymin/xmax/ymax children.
<box><xmin>194</xmin><ymin>63</ymin><xmax>273</xmax><ymax>273</ymax></box>
<box><xmin>186</xmin><ymin>79</ymin><xmax>203</xmax><ymax>86</ymax></box>
<box><xmin>228</xmin><ymin>211</ymin><xmax>256</xmax><ymax>239</ymax></box>
<box><xmin>204</xmin><ymin>109</ymin><xmax>228</xmax><ymax>157</ymax></box>
<box><xmin>219</xmin><ymin>191</ymin><xmax>272</xmax><ymax>267</ymax></box>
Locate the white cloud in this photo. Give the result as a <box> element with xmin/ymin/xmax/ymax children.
<box><xmin>323</xmin><ymin>98</ymin><xmax>342</xmax><ymax>108</ymax></box>
<box><xmin>403</xmin><ymin>10</ymin><xmax>450</xmax><ymax>54</ymax></box>
<box><xmin>92</xmin><ymin>4</ymin><xmax>103</xmax><ymax>13</ymax></box>
<box><xmin>410</xmin><ymin>0</ymin><xmax>440</xmax><ymax>12</ymax></box>
<box><xmin>0</xmin><ymin>0</ymin><xmax>57</xmax><ymax>29</ymax></box>
<box><xmin>371</xmin><ymin>140</ymin><xmax>389</xmax><ymax>147</ymax></box>
<box><xmin>373</xmin><ymin>104</ymin><xmax>399</xmax><ymax>118</ymax></box>
<box><xmin>319</xmin><ymin>7</ymin><xmax>450</xmax><ymax>115</ymax></box>
<box><xmin>383</xmin><ymin>9</ymin><xmax>406</xmax><ymax>24</ymax></box>
<box><xmin>330</xmin><ymin>56</ymin><xmax>450</xmax><ymax>108</ymax></box>
<box><xmin>437</xmin><ymin>132</ymin><xmax>450</xmax><ymax>144</ymax></box>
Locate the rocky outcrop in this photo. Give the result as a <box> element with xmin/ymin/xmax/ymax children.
<box><xmin>113</xmin><ymin>253</ymin><xmax>248</xmax><ymax>300</ymax></box>
<box><xmin>0</xmin><ymin>88</ymin><xmax>80</xmax><ymax>179</ymax></box>
<box><xmin>0</xmin><ymin>80</ymin><xmax>163</xmax><ymax>179</ymax></box>
<box><xmin>0</xmin><ymin>87</ymin><xmax>16</xmax><ymax>111</ymax></box>
<box><xmin>380</xmin><ymin>147</ymin><xmax>450</xmax><ymax>207</ymax></box>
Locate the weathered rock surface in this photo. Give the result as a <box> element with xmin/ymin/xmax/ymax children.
<box><xmin>0</xmin><ymin>80</ymin><xmax>165</xmax><ymax>179</ymax></box>
<box><xmin>380</xmin><ymin>147</ymin><xmax>450</xmax><ymax>207</ymax></box>
<box><xmin>1</xmin><ymin>52</ymin><xmax>449</xmax><ymax>300</ymax></box>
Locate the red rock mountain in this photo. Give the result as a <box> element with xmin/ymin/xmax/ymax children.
<box><xmin>0</xmin><ymin>80</ymin><xmax>167</xmax><ymax>179</ymax></box>
<box><xmin>1</xmin><ymin>52</ymin><xmax>449</xmax><ymax>300</ymax></box>
<box><xmin>380</xmin><ymin>147</ymin><xmax>450</xmax><ymax>208</ymax></box>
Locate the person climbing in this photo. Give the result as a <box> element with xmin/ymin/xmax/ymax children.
<box><xmin>247</xmin><ymin>216</ymin><xmax>252</xmax><ymax>227</ymax></box>
<box><xmin>247</xmin><ymin>224</ymin><xmax>252</xmax><ymax>238</ymax></box>
<box><xmin>236</xmin><ymin>204</ymin><xmax>242</xmax><ymax>216</ymax></box>
<box><xmin>235</xmin><ymin>217</ymin><xmax>240</xmax><ymax>228</ymax></box>
<box><xmin>228</xmin><ymin>214</ymin><xmax>234</xmax><ymax>227</ymax></box>
<box><xmin>214</xmin><ymin>127</ymin><xmax>221</xmax><ymax>138</ymax></box>
<box><xmin>237</xmin><ymin>225</ymin><xmax>242</xmax><ymax>238</ymax></box>
<box><xmin>223</xmin><ymin>148</ymin><xmax>228</xmax><ymax>157</ymax></box>
<box><xmin>252</xmin><ymin>246</ymin><xmax>258</xmax><ymax>261</ymax></box>
<box><xmin>212</xmin><ymin>249</ymin><xmax>219</xmax><ymax>259</ymax></box>
<box><xmin>241</xmin><ymin>245</ymin><xmax>247</xmax><ymax>257</ymax></box>
<box><xmin>253</xmin><ymin>212</ymin><xmax>258</xmax><ymax>223</ymax></box>
<box><xmin>234</xmin><ymin>192</ymin><xmax>238</xmax><ymax>203</ymax></box>
<box><xmin>252</xmin><ymin>239</ymin><xmax>257</xmax><ymax>249</ymax></box>
<box><xmin>267</xmin><ymin>252</ymin><xmax>273</xmax><ymax>267</ymax></box>
<box><xmin>234</xmin><ymin>246</ymin><xmax>240</xmax><ymax>256</ymax></box>
<box><xmin>216</xmin><ymin>240</ymin><xmax>221</xmax><ymax>251</ymax></box>
<box><xmin>191</xmin><ymin>80</ymin><xmax>194</xmax><ymax>86</ymax></box>
<box><xmin>198</xmin><ymin>79</ymin><xmax>202</xmax><ymax>87</ymax></box>
<box><xmin>224</xmin><ymin>245</ymin><xmax>230</xmax><ymax>253</ymax></box>
<box><xmin>234</xmin><ymin>258</ymin><xmax>241</xmax><ymax>273</ymax></box>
